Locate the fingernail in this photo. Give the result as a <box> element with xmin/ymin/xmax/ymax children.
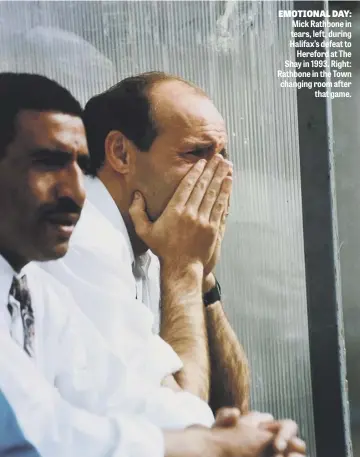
<box><xmin>134</xmin><ymin>191</ymin><xmax>140</xmax><ymax>199</ymax></box>
<box><xmin>276</xmin><ymin>439</ymin><xmax>287</xmax><ymax>452</ymax></box>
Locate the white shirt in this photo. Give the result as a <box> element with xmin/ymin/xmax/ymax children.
<box><xmin>86</xmin><ymin>176</ymin><xmax>161</xmax><ymax>333</ymax></box>
<box><xmin>41</xmin><ymin>177</ymin><xmax>168</xmax><ymax>380</ymax></box>
<box><xmin>0</xmin><ymin>255</ymin><xmax>214</xmax><ymax>456</ymax></box>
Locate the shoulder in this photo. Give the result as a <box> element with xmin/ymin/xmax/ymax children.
<box><xmin>26</xmin><ymin>262</ymin><xmax>70</xmax><ymax>294</ymax></box>
<box><xmin>40</xmin><ymin>198</ymin><xmax>132</xmax><ymax>279</ymax></box>
<box><xmin>25</xmin><ymin>263</ymin><xmax>77</xmax><ymax>315</ymax></box>
<box><xmin>21</xmin><ymin>263</ymin><xmax>79</xmax><ymax>347</ymax></box>
<box><xmin>70</xmin><ymin>199</ymin><xmax>131</xmax><ymax>262</ymax></box>
<box><xmin>72</xmin><ymin>199</ymin><xmax>120</xmax><ymax>245</ymax></box>
<box><xmin>37</xmin><ymin>206</ymin><xmax>136</xmax><ymax>304</ymax></box>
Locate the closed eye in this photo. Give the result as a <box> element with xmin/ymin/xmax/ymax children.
<box><xmin>30</xmin><ymin>149</ymin><xmax>90</xmax><ymax>173</ymax></box>
<box><xmin>185</xmin><ymin>146</ymin><xmax>228</xmax><ymax>160</ymax></box>
<box><xmin>31</xmin><ymin>151</ymin><xmax>70</xmax><ymax>170</ymax></box>
<box><xmin>186</xmin><ymin>146</ymin><xmax>213</xmax><ymax>158</ymax></box>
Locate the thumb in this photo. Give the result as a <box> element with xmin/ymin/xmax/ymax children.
<box><xmin>129</xmin><ymin>191</ymin><xmax>152</xmax><ymax>240</ymax></box>
<box><xmin>214</xmin><ymin>407</ymin><xmax>241</xmax><ymax>428</ymax></box>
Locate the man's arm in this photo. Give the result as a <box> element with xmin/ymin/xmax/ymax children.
<box><xmin>0</xmin><ymin>330</ymin><xmax>165</xmax><ymax>457</ymax></box>
<box><xmin>199</xmin><ymin>167</ymin><xmax>250</xmax><ymax>413</ymax></box>
<box><xmin>165</xmin><ymin>411</ymin><xmax>306</xmax><ymax>457</ymax></box>
<box><xmin>0</xmin><ymin>325</ymin><xmax>305</xmax><ymax>457</ymax></box>
<box><xmin>204</xmin><ymin>273</ymin><xmax>250</xmax><ymax>413</ymax></box>
<box><xmin>160</xmin><ymin>262</ymin><xmax>209</xmax><ymax>401</ymax></box>
<box><xmin>163</xmin><ymin>421</ymin><xmax>273</xmax><ymax>457</ymax></box>
<box><xmin>130</xmin><ymin>156</ymin><xmax>233</xmax><ymax>401</ymax></box>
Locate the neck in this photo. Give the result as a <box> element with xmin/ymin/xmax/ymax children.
<box><xmin>123</xmin><ymin>217</ymin><xmax>149</xmax><ymax>258</ymax></box>
<box><xmin>0</xmin><ymin>248</ymin><xmax>27</xmax><ymax>273</ymax></box>
<box><xmin>97</xmin><ymin>170</ymin><xmax>148</xmax><ymax>258</ymax></box>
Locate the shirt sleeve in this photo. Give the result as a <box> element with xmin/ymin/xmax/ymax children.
<box><xmin>41</xmin><ymin>239</ymin><xmax>183</xmax><ymax>387</ymax></box>
<box><xmin>0</xmin><ymin>330</ymin><xmax>165</xmax><ymax>457</ymax></box>
<box><xmin>52</xmin><ymin>289</ymin><xmax>214</xmax><ymax>430</ymax></box>
<box><xmin>142</xmin><ymin>388</ymin><xmax>215</xmax><ymax>429</ymax></box>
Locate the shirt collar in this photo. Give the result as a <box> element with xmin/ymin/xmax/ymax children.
<box><xmin>0</xmin><ymin>255</ymin><xmax>28</xmax><ymax>312</ymax></box>
<box><xmin>84</xmin><ymin>175</ymin><xmax>136</xmax><ymax>264</ymax></box>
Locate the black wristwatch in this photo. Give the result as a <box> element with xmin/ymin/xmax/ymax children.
<box><xmin>203</xmin><ymin>278</ymin><xmax>222</xmax><ymax>307</ymax></box>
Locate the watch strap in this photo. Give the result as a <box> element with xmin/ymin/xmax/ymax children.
<box><xmin>203</xmin><ymin>278</ymin><xmax>221</xmax><ymax>307</ymax></box>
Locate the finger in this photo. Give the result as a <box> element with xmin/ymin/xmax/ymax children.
<box><xmin>219</xmin><ymin>193</ymin><xmax>231</xmax><ymax>238</ymax></box>
<box><xmin>209</xmin><ymin>176</ymin><xmax>232</xmax><ymax>228</ymax></box>
<box><xmin>186</xmin><ymin>155</ymin><xmax>224</xmax><ymax>210</ymax></box>
<box><xmin>240</xmin><ymin>411</ymin><xmax>274</xmax><ymax>427</ymax></box>
<box><xmin>129</xmin><ymin>191</ymin><xmax>152</xmax><ymax>240</ymax></box>
<box><xmin>198</xmin><ymin>159</ymin><xmax>233</xmax><ymax>220</ymax></box>
<box><xmin>286</xmin><ymin>437</ymin><xmax>306</xmax><ymax>453</ymax></box>
<box><xmin>263</xmin><ymin>420</ymin><xmax>298</xmax><ymax>453</ymax></box>
<box><xmin>218</xmin><ymin>212</ymin><xmax>227</xmax><ymax>242</ymax></box>
<box><xmin>274</xmin><ymin>422</ymin><xmax>298</xmax><ymax>453</ymax></box>
<box><xmin>275</xmin><ymin>454</ymin><xmax>306</xmax><ymax>457</ymax></box>
<box><xmin>226</xmin><ymin>191</ymin><xmax>231</xmax><ymax>214</ymax></box>
<box><xmin>239</xmin><ymin>431</ymin><xmax>274</xmax><ymax>457</ymax></box>
<box><xmin>214</xmin><ymin>407</ymin><xmax>240</xmax><ymax>428</ymax></box>
<box><xmin>257</xmin><ymin>434</ymin><xmax>278</xmax><ymax>457</ymax></box>
<box><xmin>169</xmin><ymin>159</ymin><xmax>207</xmax><ymax>208</ymax></box>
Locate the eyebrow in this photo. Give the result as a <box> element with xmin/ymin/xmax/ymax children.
<box><xmin>29</xmin><ymin>148</ymin><xmax>91</xmax><ymax>168</ymax></box>
<box><xmin>29</xmin><ymin>148</ymin><xmax>73</xmax><ymax>159</ymax></box>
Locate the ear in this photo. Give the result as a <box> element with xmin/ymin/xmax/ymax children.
<box><xmin>104</xmin><ymin>130</ymin><xmax>133</xmax><ymax>175</ymax></box>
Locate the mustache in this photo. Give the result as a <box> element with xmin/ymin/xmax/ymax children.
<box><xmin>40</xmin><ymin>197</ymin><xmax>82</xmax><ymax>217</ymax></box>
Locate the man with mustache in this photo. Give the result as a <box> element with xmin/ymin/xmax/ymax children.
<box><xmin>42</xmin><ymin>71</ymin><xmax>249</xmax><ymax>413</ymax></box>
<box><xmin>0</xmin><ymin>72</ymin><xmax>305</xmax><ymax>457</ymax></box>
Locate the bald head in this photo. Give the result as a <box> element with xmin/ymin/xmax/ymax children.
<box><xmin>150</xmin><ymin>80</ymin><xmax>226</xmax><ymax>149</ymax></box>
<box><xmin>83</xmin><ymin>71</ymin><xmax>215</xmax><ymax>175</ymax></box>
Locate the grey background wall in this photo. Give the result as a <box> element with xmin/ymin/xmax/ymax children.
<box><xmin>0</xmin><ymin>1</ymin><xmax>319</xmax><ymax>455</ymax></box>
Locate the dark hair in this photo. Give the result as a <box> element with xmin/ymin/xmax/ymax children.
<box><xmin>0</xmin><ymin>72</ymin><xmax>83</xmax><ymax>156</ymax></box>
<box><xmin>83</xmin><ymin>71</ymin><xmax>206</xmax><ymax>176</ymax></box>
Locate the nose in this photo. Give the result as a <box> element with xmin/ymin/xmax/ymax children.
<box><xmin>55</xmin><ymin>162</ymin><xmax>86</xmax><ymax>208</ymax></box>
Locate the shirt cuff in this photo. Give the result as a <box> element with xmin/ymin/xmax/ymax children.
<box><xmin>111</xmin><ymin>414</ymin><xmax>164</xmax><ymax>457</ymax></box>
<box><xmin>145</xmin><ymin>335</ymin><xmax>183</xmax><ymax>384</ymax></box>
<box><xmin>143</xmin><ymin>388</ymin><xmax>215</xmax><ymax>430</ymax></box>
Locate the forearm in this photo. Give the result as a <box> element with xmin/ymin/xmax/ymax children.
<box><xmin>164</xmin><ymin>422</ymin><xmax>275</xmax><ymax>457</ymax></box>
<box><xmin>206</xmin><ymin>301</ymin><xmax>250</xmax><ymax>414</ymax></box>
<box><xmin>159</xmin><ymin>261</ymin><xmax>210</xmax><ymax>401</ymax></box>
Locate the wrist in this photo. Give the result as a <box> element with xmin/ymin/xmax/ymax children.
<box><xmin>161</xmin><ymin>259</ymin><xmax>204</xmax><ymax>283</ymax></box>
<box><xmin>203</xmin><ymin>276</ymin><xmax>222</xmax><ymax>307</ymax></box>
<box><xmin>210</xmin><ymin>428</ymin><xmax>229</xmax><ymax>457</ymax></box>
<box><xmin>203</xmin><ymin>273</ymin><xmax>216</xmax><ymax>293</ymax></box>
<box><xmin>164</xmin><ymin>428</ymin><xmax>216</xmax><ymax>457</ymax></box>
